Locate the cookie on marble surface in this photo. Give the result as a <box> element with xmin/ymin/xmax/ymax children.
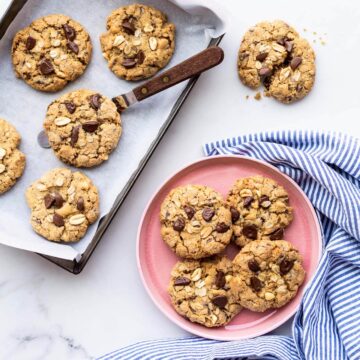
<box><xmin>100</xmin><ymin>4</ymin><xmax>175</xmax><ymax>81</ymax></box>
<box><xmin>226</xmin><ymin>176</ymin><xmax>293</xmax><ymax>248</ymax></box>
<box><xmin>231</xmin><ymin>240</ymin><xmax>305</xmax><ymax>312</ymax></box>
<box><xmin>12</xmin><ymin>14</ymin><xmax>92</xmax><ymax>92</ymax></box>
<box><xmin>26</xmin><ymin>168</ymin><xmax>99</xmax><ymax>242</ymax></box>
<box><xmin>237</xmin><ymin>20</ymin><xmax>315</xmax><ymax>103</ymax></box>
<box><xmin>0</xmin><ymin>118</ymin><xmax>26</xmax><ymax>194</ymax></box>
<box><xmin>160</xmin><ymin>185</ymin><xmax>233</xmax><ymax>259</ymax></box>
<box><xmin>168</xmin><ymin>256</ymin><xmax>242</xmax><ymax>327</ymax></box>
<box><xmin>44</xmin><ymin>89</ymin><xmax>122</xmax><ymax>168</ymax></box>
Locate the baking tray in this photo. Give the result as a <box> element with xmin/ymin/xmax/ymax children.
<box><xmin>0</xmin><ymin>0</ymin><xmax>224</xmax><ymax>274</ymax></box>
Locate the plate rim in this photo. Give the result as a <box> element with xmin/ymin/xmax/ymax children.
<box><xmin>136</xmin><ymin>155</ymin><xmax>323</xmax><ymax>340</ymax></box>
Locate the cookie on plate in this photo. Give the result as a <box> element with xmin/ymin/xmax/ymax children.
<box><xmin>226</xmin><ymin>176</ymin><xmax>293</xmax><ymax>248</ymax></box>
<box><xmin>0</xmin><ymin>118</ymin><xmax>26</xmax><ymax>194</ymax></box>
<box><xmin>26</xmin><ymin>168</ymin><xmax>99</xmax><ymax>242</ymax></box>
<box><xmin>237</xmin><ymin>20</ymin><xmax>315</xmax><ymax>103</ymax></box>
<box><xmin>100</xmin><ymin>4</ymin><xmax>175</xmax><ymax>80</ymax></box>
<box><xmin>168</xmin><ymin>256</ymin><xmax>242</xmax><ymax>327</ymax></box>
<box><xmin>160</xmin><ymin>185</ymin><xmax>233</xmax><ymax>259</ymax></box>
<box><xmin>12</xmin><ymin>14</ymin><xmax>92</xmax><ymax>92</ymax></box>
<box><xmin>44</xmin><ymin>89</ymin><xmax>122</xmax><ymax>168</ymax></box>
<box><xmin>231</xmin><ymin>240</ymin><xmax>305</xmax><ymax>312</ymax></box>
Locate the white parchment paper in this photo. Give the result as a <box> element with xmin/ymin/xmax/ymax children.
<box><xmin>0</xmin><ymin>0</ymin><xmax>226</xmax><ymax>260</ymax></box>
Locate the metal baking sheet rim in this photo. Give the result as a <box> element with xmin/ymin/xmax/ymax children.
<box><xmin>0</xmin><ymin>0</ymin><xmax>224</xmax><ymax>274</ymax></box>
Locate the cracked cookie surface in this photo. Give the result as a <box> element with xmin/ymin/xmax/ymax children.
<box><xmin>160</xmin><ymin>185</ymin><xmax>233</xmax><ymax>259</ymax></box>
<box><xmin>12</xmin><ymin>14</ymin><xmax>92</xmax><ymax>92</ymax></box>
<box><xmin>44</xmin><ymin>89</ymin><xmax>122</xmax><ymax>168</ymax></box>
<box><xmin>168</xmin><ymin>256</ymin><xmax>242</xmax><ymax>327</ymax></box>
<box><xmin>100</xmin><ymin>4</ymin><xmax>175</xmax><ymax>81</ymax></box>
<box><xmin>226</xmin><ymin>176</ymin><xmax>293</xmax><ymax>248</ymax></box>
<box><xmin>231</xmin><ymin>240</ymin><xmax>305</xmax><ymax>312</ymax></box>
<box><xmin>0</xmin><ymin>118</ymin><xmax>26</xmax><ymax>194</ymax></box>
<box><xmin>26</xmin><ymin>168</ymin><xmax>99</xmax><ymax>242</ymax></box>
<box><xmin>238</xmin><ymin>20</ymin><xmax>315</xmax><ymax>103</ymax></box>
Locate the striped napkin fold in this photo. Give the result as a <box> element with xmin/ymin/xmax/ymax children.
<box><xmin>99</xmin><ymin>131</ymin><xmax>360</xmax><ymax>360</ymax></box>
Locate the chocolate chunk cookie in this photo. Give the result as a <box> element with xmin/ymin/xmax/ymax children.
<box><xmin>26</xmin><ymin>168</ymin><xmax>99</xmax><ymax>242</ymax></box>
<box><xmin>160</xmin><ymin>185</ymin><xmax>233</xmax><ymax>259</ymax></box>
<box><xmin>0</xmin><ymin>118</ymin><xmax>26</xmax><ymax>194</ymax></box>
<box><xmin>44</xmin><ymin>89</ymin><xmax>122</xmax><ymax>168</ymax></box>
<box><xmin>12</xmin><ymin>14</ymin><xmax>92</xmax><ymax>92</ymax></box>
<box><xmin>226</xmin><ymin>176</ymin><xmax>293</xmax><ymax>248</ymax></box>
<box><xmin>100</xmin><ymin>4</ymin><xmax>175</xmax><ymax>81</ymax></box>
<box><xmin>238</xmin><ymin>20</ymin><xmax>315</xmax><ymax>103</ymax></box>
<box><xmin>231</xmin><ymin>240</ymin><xmax>305</xmax><ymax>312</ymax></box>
<box><xmin>168</xmin><ymin>256</ymin><xmax>242</xmax><ymax>327</ymax></box>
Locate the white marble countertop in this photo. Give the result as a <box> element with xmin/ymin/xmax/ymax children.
<box><xmin>1</xmin><ymin>0</ymin><xmax>360</xmax><ymax>359</ymax></box>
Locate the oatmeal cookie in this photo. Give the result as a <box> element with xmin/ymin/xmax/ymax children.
<box><xmin>26</xmin><ymin>168</ymin><xmax>99</xmax><ymax>242</ymax></box>
<box><xmin>160</xmin><ymin>185</ymin><xmax>233</xmax><ymax>259</ymax></box>
<box><xmin>226</xmin><ymin>176</ymin><xmax>293</xmax><ymax>248</ymax></box>
<box><xmin>12</xmin><ymin>14</ymin><xmax>92</xmax><ymax>92</ymax></box>
<box><xmin>168</xmin><ymin>256</ymin><xmax>242</xmax><ymax>327</ymax></box>
<box><xmin>100</xmin><ymin>4</ymin><xmax>175</xmax><ymax>80</ymax></box>
<box><xmin>231</xmin><ymin>240</ymin><xmax>305</xmax><ymax>312</ymax></box>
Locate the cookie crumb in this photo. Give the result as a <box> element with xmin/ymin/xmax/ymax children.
<box><xmin>254</xmin><ymin>92</ymin><xmax>262</xmax><ymax>101</ymax></box>
<box><xmin>245</xmin><ymin>95</ymin><xmax>250</xmax><ymax>100</ymax></box>
<box><xmin>321</xmin><ymin>41</ymin><xmax>326</xmax><ymax>46</ymax></box>
<box><xmin>303</xmin><ymin>28</ymin><xmax>307</xmax><ymax>32</ymax></box>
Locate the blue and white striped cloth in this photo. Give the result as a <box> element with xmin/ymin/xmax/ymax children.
<box><xmin>99</xmin><ymin>131</ymin><xmax>360</xmax><ymax>360</ymax></box>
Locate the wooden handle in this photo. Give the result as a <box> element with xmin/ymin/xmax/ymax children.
<box><xmin>132</xmin><ymin>46</ymin><xmax>224</xmax><ymax>101</ymax></box>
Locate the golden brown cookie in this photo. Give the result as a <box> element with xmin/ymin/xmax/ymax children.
<box><xmin>160</xmin><ymin>185</ymin><xmax>233</xmax><ymax>259</ymax></box>
<box><xmin>26</xmin><ymin>168</ymin><xmax>99</xmax><ymax>242</ymax></box>
<box><xmin>100</xmin><ymin>4</ymin><xmax>175</xmax><ymax>81</ymax></box>
<box><xmin>238</xmin><ymin>20</ymin><xmax>315</xmax><ymax>103</ymax></box>
<box><xmin>168</xmin><ymin>256</ymin><xmax>242</xmax><ymax>327</ymax></box>
<box><xmin>226</xmin><ymin>176</ymin><xmax>293</xmax><ymax>248</ymax></box>
<box><xmin>231</xmin><ymin>240</ymin><xmax>305</xmax><ymax>312</ymax></box>
<box><xmin>12</xmin><ymin>14</ymin><xmax>92</xmax><ymax>92</ymax></box>
<box><xmin>44</xmin><ymin>89</ymin><xmax>122</xmax><ymax>168</ymax></box>
<box><xmin>0</xmin><ymin>118</ymin><xmax>26</xmax><ymax>194</ymax></box>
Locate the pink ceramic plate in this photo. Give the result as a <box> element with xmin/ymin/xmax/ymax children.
<box><xmin>137</xmin><ymin>155</ymin><xmax>322</xmax><ymax>340</ymax></box>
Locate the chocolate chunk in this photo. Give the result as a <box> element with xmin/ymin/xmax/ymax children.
<box><xmin>248</xmin><ymin>259</ymin><xmax>260</xmax><ymax>272</ymax></box>
<box><xmin>202</xmin><ymin>208</ymin><xmax>215</xmax><ymax>222</ymax></box>
<box><xmin>173</xmin><ymin>218</ymin><xmax>185</xmax><ymax>232</ymax></box>
<box><xmin>122</xmin><ymin>18</ymin><xmax>136</xmax><ymax>35</ymax></box>
<box><xmin>63</xmin><ymin>24</ymin><xmax>76</xmax><ymax>41</ymax></box>
<box><xmin>259</xmin><ymin>67</ymin><xmax>272</xmax><ymax>77</ymax></box>
<box><xmin>65</xmin><ymin>101</ymin><xmax>76</xmax><ymax>114</ymax></box>
<box><xmin>250</xmin><ymin>276</ymin><xmax>263</xmax><ymax>292</ymax></box>
<box><xmin>26</xmin><ymin>36</ymin><xmax>36</xmax><ymax>50</ymax></box>
<box><xmin>242</xmin><ymin>224</ymin><xmax>257</xmax><ymax>239</ymax></box>
<box><xmin>39</xmin><ymin>59</ymin><xmax>54</xmax><ymax>75</ymax></box>
<box><xmin>70</xmin><ymin>125</ymin><xmax>80</xmax><ymax>147</ymax></box>
<box><xmin>256</xmin><ymin>52</ymin><xmax>268</xmax><ymax>62</ymax></box>
<box><xmin>280</xmin><ymin>259</ymin><xmax>294</xmax><ymax>275</ymax></box>
<box><xmin>122</xmin><ymin>58</ymin><xmax>137</xmax><ymax>68</ymax></box>
<box><xmin>77</xmin><ymin>197</ymin><xmax>85</xmax><ymax>211</ymax></box>
<box><xmin>284</xmin><ymin>41</ymin><xmax>293</xmax><ymax>52</ymax></box>
<box><xmin>184</xmin><ymin>205</ymin><xmax>195</xmax><ymax>220</ymax></box>
<box><xmin>259</xmin><ymin>195</ymin><xmax>271</xmax><ymax>208</ymax></box>
<box><xmin>270</xmin><ymin>228</ymin><xmax>284</xmax><ymax>240</ymax></box>
<box><xmin>82</xmin><ymin>121</ymin><xmax>99</xmax><ymax>133</ymax></box>
<box><xmin>67</xmin><ymin>41</ymin><xmax>79</xmax><ymax>54</ymax></box>
<box><xmin>89</xmin><ymin>94</ymin><xmax>101</xmax><ymax>110</ymax></box>
<box><xmin>230</xmin><ymin>206</ymin><xmax>240</xmax><ymax>223</ymax></box>
<box><xmin>44</xmin><ymin>194</ymin><xmax>55</xmax><ymax>209</ymax></box>
<box><xmin>174</xmin><ymin>277</ymin><xmax>191</xmax><ymax>286</ymax></box>
<box><xmin>216</xmin><ymin>222</ymin><xmax>230</xmax><ymax>233</ymax></box>
<box><xmin>277</xmin><ymin>37</ymin><xmax>285</xmax><ymax>46</ymax></box>
<box><xmin>290</xmin><ymin>57</ymin><xmax>302</xmax><ymax>70</ymax></box>
<box><xmin>53</xmin><ymin>192</ymin><xmax>64</xmax><ymax>208</ymax></box>
<box><xmin>53</xmin><ymin>213</ymin><xmax>64</xmax><ymax>227</ymax></box>
<box><xmin>212</xmin><ymin>295</ymin><xmax>228</xmax><ymax>309</ymax></box>
<box><xmin>215</xmin><ymin>270</ymin><xmax>226</xmax><ymax>288</ymax></box>
<box><xmin>136</xmin><ymin>50</ymin><xmax>145</xmax><ymax>65</ymax></box>
<box><xmin>243</xmin><ymin>196</ymin><xmax>254</xmax><ymax>208</ymax></box>
<box><xmin>296</xmin><ymin>84</ymin><xmax>303</xmax><ymax>92</ymax></box>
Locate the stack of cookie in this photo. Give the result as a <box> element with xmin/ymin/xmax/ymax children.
<box><xmin>2</xmin><ymin>4</ymin><xmax>176</xmax><ymax>243</ymax></box>
<box><xmin>161</xmin><ymin>176</ymin><xmax>305</xmax><ymax>328</ymax></box>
